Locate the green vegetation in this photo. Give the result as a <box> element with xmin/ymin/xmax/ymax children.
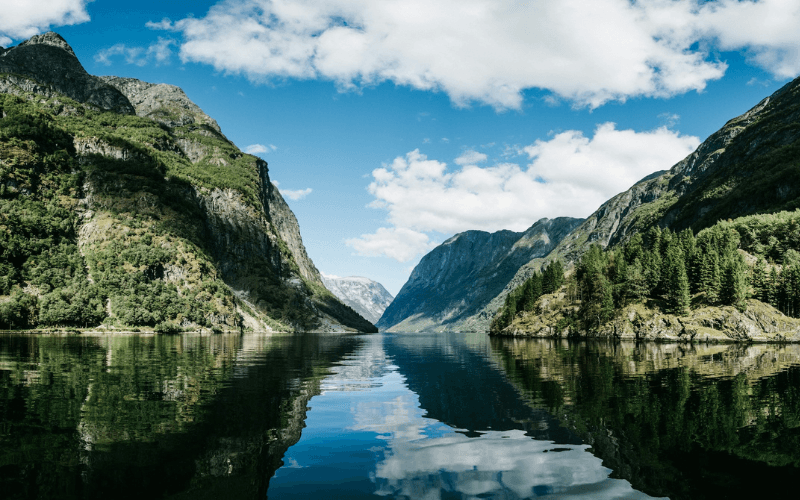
<box><xmin>491</xmin><ymin>210</ymin><xmax>800</xmax><ymax>333</ymax></box>
<box><xmin>490</xmin><ymin>260</ymin><xmax>564</xmax><ymax>332</ymax></box>
<box><xmin>0</xmin><ymin>79</ymin><xmax>349</xmax><ymax>332</ymax></box>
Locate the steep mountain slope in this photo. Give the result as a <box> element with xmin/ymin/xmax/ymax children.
<box><xmin>472</xmin><ymin>74</ymin><xmax>800</xmax><ymax>330</ymax></box>
<box><xmin>0</xmin><ymin>32</ymin><xmax>375</xmax><ymax>333</ymax></box>
<box><xmin>321</xmin><ymin>275</ymin><xmax>394</xmax><ymax>324</ymax></box>
<box><xmin>377</xmin><ymin>217</ymin><xmax>583</xmax><ymax>332</ymax></box>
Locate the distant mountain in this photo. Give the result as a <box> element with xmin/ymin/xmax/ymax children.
<box><xmin>321</xmin><ymin>275</ymin><xmax>394</xmax><ymax>324</ymax></box>
<box><xmin>376</xmin><ymin>217</ymin><xmax>584</xmax><ymax>332</ymax></box>
<box><xmin>0</xmin><ymin>32</ymin><xmax>376</xmax><ymax>333</ymax></box>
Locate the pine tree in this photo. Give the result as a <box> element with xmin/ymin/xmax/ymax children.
<box><xmin>751</xmin><ymin>258</ymin><xmax>768</xmax><ymax>302</ymax></box>
<box><xmin>699</xmin><ymin>251</ymin><xmax>721</xmax><ymax>305</ymax></box>
<box><xmin>721</xmin><ymin>255</ymin><xmax>748</xmax><ymax>311</ymax></box>
<box><xmin>768</xmin><ymin>266</ymin><xmax>779</xmax><ymax>308</ymax></box>
<box><xmin>665</xmin><ymin>243</ymin><xmax>690</xmax><ymax>315</ymax></box>
<box><xmin>521</xmin><ymin>273</ymin><xmax>542</xmax><ymax>312</ymax></box>
<box><xmin>642</xmin><ymin>249</ymin><xmax>662</xmax><ymax>294</ymax></box>
<box><xmin>625</xmin><ymin>258</ymin><xmax>648</xmax><ymax>303</ymax></box>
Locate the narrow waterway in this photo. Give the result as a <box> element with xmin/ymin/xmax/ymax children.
<box><xmin>2</xmin><ymin>332</ymin><xmax>799</xmax><ymax>499</ymax></box>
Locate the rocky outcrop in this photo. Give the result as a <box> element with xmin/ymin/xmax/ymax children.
<box><xmin>99</xmin><ymin>76</ymin><xmax>222</xmax><ymax>133</ymax></box>
<box><xmin>499</xmin><ymin>297</ymin><xmax>800</xmax><ymax>343</ymax></box>
<box><xmin>321</xmin><ymin>275</ymin><xmax>394</xmax><ymax>324</ymax></box>
<box><xmin>377</xmin><ymin>217</ymin><xmax>583</xmax><ymax>332</ymax></box>
<box><xmin>0</xmin><ymin>32</ymin><xmax>134</xmax><ymax>113</ymax></box>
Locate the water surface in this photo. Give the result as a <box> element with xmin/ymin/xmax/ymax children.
<box><xmin>1</xmin><ymin>332</ymin><xmax>799</xmax><ymax>499</ymax></box>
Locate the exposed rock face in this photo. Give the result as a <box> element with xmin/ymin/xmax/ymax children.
<box><xmin>0</xmin><ymin>32</ymin><xmax>134</xmax><ymax>113</ymax></box>
<box><xmin>377</xmin><ymin>217</ymin><xmax>584</xmax><ymax>332</ymax></box>
<box><xmin>99</xmin><ymin>76</ymin><xmax>223</xmax><ymax>133</ymax></box>
<box><xmin>321</xmin><ymin>275</ymin><xmax>394</xmax><ymax>324</ymax></box>
<box><xmin>499</xmin><ymin>296</ymin><xmax>800</xmax><ymax>343</ymax></box>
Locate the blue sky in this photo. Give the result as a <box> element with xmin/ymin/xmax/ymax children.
<box><xmin>2</xmin><ymin>0</ymin><xmax>799</xmax><ymax>295</ymax></box>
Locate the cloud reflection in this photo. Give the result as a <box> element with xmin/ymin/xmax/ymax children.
<box><xmin>337</xmin><ymin>337</ymin><xmax>659</xmax><ymax>499</ymax></box>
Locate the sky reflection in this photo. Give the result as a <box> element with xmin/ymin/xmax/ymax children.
<box><xmin>268</xmin><ymin>334</ymin><xmax>659</xmax><ymax>500</ymax></box>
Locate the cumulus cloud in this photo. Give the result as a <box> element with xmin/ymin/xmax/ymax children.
<box><xmin>346</xmin><ymin>227</ymin><xmax>435</xmax><ymax>262</ymax></box>
<box><xmin>0</xmin><ymin>0</ymin><xmax>90</xmax><ymax>43</ymax></box>
<box><xmin>150</xmin><ymin>0</ymin><xmax>800</xmax><ymax>110</ymax></box>
<box><xmin>348</xmin><ymin>124</ymin><xmax>699</xmax><ymax>261</ymax></box>
<box><xmin>95</xmin><ymin>38</ymin><xmax>175</xmax><ymax>66</ymax></box>
<box><xmin>244</xmin><ymin>143</ymin><xmax>277</xmax><ymax>154</ymax></box>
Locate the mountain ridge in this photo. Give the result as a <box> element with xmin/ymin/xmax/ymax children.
<box><xmin>377</xmin><ymin>217</ymin><xmax>584</xmax><ymax>332</ymax></box>
<box><xmin>321</xmin><ymin>274</ymin><xmax>394</xmax><ymax>324</ymax></box>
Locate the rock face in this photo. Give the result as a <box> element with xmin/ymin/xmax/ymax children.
<box><xmin>321</xmin><ymin>275</ymin><xmax>394</xmax><ymax>324</ymax></box>
<box><xmin>99</xmin><ymin>76</ymin><xmax>222</xmax><ymax>133</ymax></box>
<box><xmin>500</xmin><ymin>294</ymin><xmax>800</xmax><ymax>343</ymax></box>
<box><xmin>0</xmin><ymin>32</ymin><xmax>134</xmax><ymax>114</ymax></box>
<box><xmin>0</xmin><ymin>32</ymin><xmax>375</xmax><ymax>333</ymax></box>
<box><xmin>377</xmin><ymin>217</ymin><xmax>584</xmax><ymax>332</ymax></box>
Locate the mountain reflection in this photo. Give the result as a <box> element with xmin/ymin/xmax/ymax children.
<box><xmin>490</xmin><ymin>339</ymin><xmax>800</xmax><ymax>500</ymax></box>
<box><xmin>0</xmin><ymin>333</ymin><xmax>362</xmax><ymax>500</ymax></box>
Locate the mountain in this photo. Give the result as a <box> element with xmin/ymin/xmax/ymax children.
<box><xmin>386</xmin><ymin>74</ymin><xmax>800</xmax><ymax>334</ymax></box>
<box><xmin>477</xmin><ymin>72</ymin><xmax>800</xmax><ymax>329</ymax></box>
<box><xmin>0</xmin><ymin>32</ymin><xmax>376</xmax><ymax>333</ymax></box>
<box><xmin>376</xmin><ymin>217</ymin><xmax>584</xmax><ymax>332</ymax></box>
<box><xmin>321</xmin><ymin>274</ymin><xmax>394</xmax><ymax>324</ymax></box>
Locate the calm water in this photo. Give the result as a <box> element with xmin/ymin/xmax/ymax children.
<box><xmin>1</xmin><ymin>332</ymin><xmax>799</xmax><ymax>499</ymax></box>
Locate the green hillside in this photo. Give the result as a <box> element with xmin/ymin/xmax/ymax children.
<box><xmin>0</xmin><ymin>34</ymin><xmax>375</xmax><ymax>333</ymax></box>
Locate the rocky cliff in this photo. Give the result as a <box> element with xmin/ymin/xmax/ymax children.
<box><xmin>321</xmin><ymin>274</ymin><xmax>394</xmax><ymax>324</ymax></box>
<box><xmin>377</xmin><ymin>217</ymin><xmax>583</xmax><ymax>332</ymax></box>
<box><xmin>0</xmin><ymin>32</ymin><xmax>376</xmax><ymax>333</ymax></box>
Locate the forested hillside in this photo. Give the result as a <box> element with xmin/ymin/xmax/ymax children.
<box><xmin>492</xmin><ymin>210</ymin><xmax>800</xmax><ymax>341</ymax></box>
<box><xmin>0</xmin><ymin>33</ymin><xmax>375</xmax><ymax>333</ymax></box>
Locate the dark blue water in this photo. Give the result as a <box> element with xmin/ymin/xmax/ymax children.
<box><xmin>2</xmin><ymin>331</ymin><xmax>799</xmax><ymax>499</ymax></box>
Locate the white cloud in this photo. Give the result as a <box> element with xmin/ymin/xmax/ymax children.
<box><xmin>95</xmin><ymin>38</ymin><xmax>175</xmax><ymax>66</ymax></box>
<box><xmin>244</xmin><ymin>143</ymin><xmax>277</xmax><ymax>154</ymax></box>
<box><xmin>279</xmin><ymin>187</ymin><xmax>312</xmax><ymax>201</ymax></box>
<box><xmin>351</xmin><ymin>124</ymin><xmax>699</xmax><ymax>261</ymax></box>
<box><xmin>346</xmin><ymin>227</ymin><xmax>436</xmax><ymax>262</ymax></box>
<box><xmin>454</xmin><ymin>149</ymin><xmax>488</xmax><ymax>166</ymax></box>
<box><xmin>151</xmin><ymin>0</ymin><xmax>800</xmax><ymax>110</ymax></box>
<box><xmin>0</xmin><ymin>0</ymin><xmax>90</xmax><ymax>42</ymax></box>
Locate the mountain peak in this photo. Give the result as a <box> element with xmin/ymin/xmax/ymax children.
<box><xmin>0</xmin><ymin>32</ymin><xmax>134</xmax><ymax>114</ymax></box>
<box><xmin>17</xmin><ymin>32</ymin><xmax>77</xmax><ymax>58</ymax></box>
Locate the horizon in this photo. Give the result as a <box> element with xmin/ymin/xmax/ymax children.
<box><xmin>2</xmin><ymin>0</ymin><xmax>799</xmax><ymax>296</ymax></box>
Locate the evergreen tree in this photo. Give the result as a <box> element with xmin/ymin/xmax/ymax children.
<box><xmin>520</xmin><ymin>273</ymin><xmax>542</xmax><ymax>312</ymax></box>
<box><xmin>679</xmin><ymin>228</ymin><xmax>697</xmax><ymax>285</ymax></box>
<box><xmin>642</xmin><ymin>249</ymin><xmax>662</xmax><ymax>294</ymax></box>
<box><xmin>699</xmin><ymin>251</ymin><xmax>721</xmax><ymax>305</ymax></box>
<box><xmin>624</xmin><ymin>233</ymin><xmax>644</xmax><ymax>264</ymax></box>
<box><xmin>542</xmin><ymin>260</ymin><xmax>565</xmax><ymax>295</ymax></box>
<box><xmin>664</xmin><ymin>243</ymin><xmax>691</xmax><ymax>315</ymax></box>
<box><xmin>721</xmin><ymin>255</ymin><xmax>748</xmax><ymax>311</ymax></box>
<box><xmin>768</xmin><ymin>267</ymin><xmax>780</xmax><ymax>308</ymax></box>
<box><xmin>751</xmin><ymin>258</ymin><xmax>768</xmax><ymax>302</ymax></box>
<box><xmin>625</xmin><ymin>258</ymin><xmax>648</xmax><ymax>303</ymax></box>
